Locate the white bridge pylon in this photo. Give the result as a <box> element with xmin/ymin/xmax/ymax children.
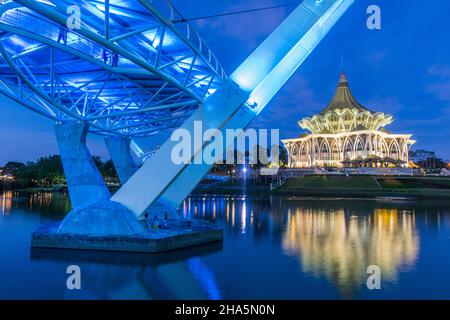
<box><xmin>112</xmin><ymin>0</ymin><xmax>355</xmax><ymax>219</ymax></box>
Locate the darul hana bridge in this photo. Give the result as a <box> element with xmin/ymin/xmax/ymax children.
<box><xmin>0</xmin><ymin>0</ymin><xmax>354</xmax><ymax>252</ymax></box>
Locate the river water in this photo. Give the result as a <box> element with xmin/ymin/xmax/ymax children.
<box><xmin>1</xmin><ymin>190</ymin><xmax>449</xmax><ymax>299</ymax></box>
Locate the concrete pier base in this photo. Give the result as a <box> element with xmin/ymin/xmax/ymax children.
<box><xmin>54</xmin><ymin>123</ymin><xmax>146</xmax><ymax>237</ymax></box>
<box><xmin>147</xmin><ymin>198</ymin><xmax>181</xmax><ymax>220</ymax></box>
<box><xmin>31</xmin><ymin>241</ymin><xmax>223</xmax><ymax>265</ymax></box>
<box><xmin>57</xmin><ymin>199</ymin><xmax>146</xmax><ymax>236</ymax></box>
<box><xmin>31</xmin><ymin>219</ymin><xmax>223</xmax><ymax>253</ymax></box>
<box><xmin>33</xmin><ymin>123</ymin><xmax>223</xmax><ymax>253</ymax></box>
<box><xmin>104</xmin><ymin>136</ymin><xmax>137</xmax><ymax>185</ymax></box>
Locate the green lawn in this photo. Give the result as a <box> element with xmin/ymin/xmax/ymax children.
<box><xmin>276</xmin><ymin>175</ymin><xmax>450</xmax><ymax>199</ymax></box>
<box><xmin>377</xmin><ymin>177</ymin><xmax>450</xmax><ymax>189</ymax></box>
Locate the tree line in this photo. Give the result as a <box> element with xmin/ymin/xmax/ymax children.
<box><xmin>1</xmin><ymin>155</ymin><xmax>118</xmax><ymax>188</ymax></box>
<box><xmin>1</xmin><ymin>145</ymin><xmax>288</xmax><ymax>188</ymax></box>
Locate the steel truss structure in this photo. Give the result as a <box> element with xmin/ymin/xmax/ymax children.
<box><xmin>0</xmin><ymin>0</ymin><xmax>226</xmax><ymax>137</ymax></box>
<box><xmin>0</xmin><ymin>0</ymin><xmax>355</xmax><ymax>224</ymax></box>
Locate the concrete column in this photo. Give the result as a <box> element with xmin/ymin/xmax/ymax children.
<box><xmin>55</xmin><ymin>123</ymin><xmax>145</xmax><ymax>236</ymax></box>
<box><xmin>55</xmin><ymin>122</ymin><xmax>110</xmax><ymax>209</ymax></box>
<box><xmin>104</xmin><ymin>136</ymin><xmax>137</xmax><ymax>185</ymax></box>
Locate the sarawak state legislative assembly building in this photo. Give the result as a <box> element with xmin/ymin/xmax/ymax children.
<box><xmin>282</xmin><ymin>72</ymin><xmax>415</xmax><ymax>169</ymax></box>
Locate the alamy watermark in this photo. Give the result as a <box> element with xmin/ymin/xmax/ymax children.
<box><xmin>366</xmin><ymin>265</ymin><xmax>381</xmax><ymax>290</ymax></box>
<box><xmin>367</xmin><ymin>5</ymin><xmax>381</xmax><ymax>30</ymax></box>
<box><xmin>66</xmin><ymin>5</ymin><xmax>81</xmax><ymax>30</ymax></box>
<box><xmin>66</xmin><ymin>265</ymin><xmax>81</xmax><ymax>290</ymax></box>
<box><xmin>170</xmin><ymin>121</ymin><xmax>281</xmax><ymax>175</ymax></box>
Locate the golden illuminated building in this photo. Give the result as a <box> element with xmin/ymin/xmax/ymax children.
<box><xmin>282</xmin><ymin>72</ymin><xmax>416</xmax><ymax>168</ymax></box>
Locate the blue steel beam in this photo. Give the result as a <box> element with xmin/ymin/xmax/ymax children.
<box><xmin>12</xmin><ymin>0</ymin><xmax>223</xmax><ymax>102</ymax></box>
<box><xmin>0</xmin><ymin>0</ymin><xmax>225</xmax><ymax>137</ymax></box>
<box><xmin>111</xmin><ymin>0</ymin><xmax>355</xmax><ymax>218</ymax></box>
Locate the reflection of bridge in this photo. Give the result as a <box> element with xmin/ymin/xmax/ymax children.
<box><xmin>31</xmin><ymin>242</ymin><xmax>223</xmax><ymax>299</ymax></box>
<box><xmin>0</xmin><ymin>0</ymin><xmax>355</xmax><ymax>249</ymax></box>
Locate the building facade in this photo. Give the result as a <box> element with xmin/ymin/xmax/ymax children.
<box><xmin>282</xmin><ymin>72</ymin><xmax>415</xmax><ymax>168</ymax></box>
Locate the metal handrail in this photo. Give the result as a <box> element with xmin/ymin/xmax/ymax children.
<box><xmin>147</xmin><ymin>0</ymin><xmax>227</xmax><ymax>80</ymax></box>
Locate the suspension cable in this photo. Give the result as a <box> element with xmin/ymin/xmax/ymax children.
<box><xmin>172</xmin><ymin>2</ymin><xmax>299</xmax><ymax>24</ymax></box>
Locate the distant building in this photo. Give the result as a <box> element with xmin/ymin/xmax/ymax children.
<box><xmin>409</xmin><ymin>149</ymin><xmax>436</xmax><ymax>163</ymax></box>
<box><xmin>282</xmin><ymin>71</ymin><xmax>416</xmax><ymax>168</ymax></box>
<box><xmin>409</xmin><ymin>149</ymin><xmax>446</xmax><ymax>170</ymax></box>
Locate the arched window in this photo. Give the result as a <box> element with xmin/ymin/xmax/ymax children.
<box><xmin>354</xmin><ymin>137</ymin><xmax>365</xmax><ymax>157</ymax></box>
<box><xmin>402</xmin><ymin>142</ymin><xmax>409</xmax><ymax>161</ymax></box>
<box><xmin>300</xmin><ymin>143</ymin><xmax>308</xmax><ymax>165</ymax></box>
<box><xmin>291</xmin><ymin>143</ymin><xmax>299</xmax><ymax>166</ymax></box>
<box><xmin>320</xmin><ymin>140</ymin><xmax>331</xmax><ymax>163</ymax></box>
<box><xmin>331</xmin><ymin>140</ymin><xmax>341</xmax><ymax>161</ymax></box>
<box><xmin>389</xmin><ymin>140</ymin><xmax>400</xmax><ymax>160</ymax></box>
<box><xmin>313</xmin><ymin>141</ymin><xmax>321</xmax><ymax>164</ymax></box>
<box><xmin>344</xmin><ymin>138</ymin><xmax>353</xmax><ymax>159</ymax></box>
<box><xmin>381</xmin><ymin>139</ymin><xmax>389</xmax><ymax>157</ymax></box>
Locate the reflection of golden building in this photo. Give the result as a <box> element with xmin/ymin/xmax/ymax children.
<box><xmin>282</xmin><ymin>207</ymin><xmax>418</xmax><ymax>297</ymax></box>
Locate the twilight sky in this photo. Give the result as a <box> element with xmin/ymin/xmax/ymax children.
<box><xmin>1</xmin><ymin>0</ymin><xmax>450</xmax><ymax>165</ymax></box>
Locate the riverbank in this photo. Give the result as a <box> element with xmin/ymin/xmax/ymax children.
<box><xmin>193</xmin><ymin>180</ymin><xmax>270</xmax><ymax>195</ymax></box>
<box><xmin>273</xmin><ymin>175</ymin><xmax>450</xmax><ymax>199</ymax></box>
<box><xmin>8</xmin><ymin>185</ymin><xmax>120</xmax><ymax>193</ymax></box>
<box><xmin>8</xmin><ymin>175</ymin><xmax>450</xmax><ymax>200</ymax></box>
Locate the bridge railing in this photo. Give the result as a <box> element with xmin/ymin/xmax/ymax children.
<box><xmin>0</xmin><ymin>5</ymin><xmax>223</xmax><ymax>101</ymax></box>
<box><xmin>1</xmin><ymin>8</ymin><xmax>109</xmax><ymax>66</ymax></box>
<box><xmin>148</xmin><ymin>0</ymin><xmax>227</xmax><ymax>81</ymax></box>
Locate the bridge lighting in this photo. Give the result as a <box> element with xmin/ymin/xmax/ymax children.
<box><xmin>36</xmin><ymin>0</ymin><xmax>56</xmax><ymax>7</ymax></box>
<box><xmin>143</xmin><ymin>29</ymin><xmax>176</xmax><ymax>48</ymax></box>
<box><xmin>146</xmin><ymin>32</ymin><xmax>160</xmax><ymax>48</ymax></box>
<box><xmin>231</xmin><ymin>55</ymin><xmax>269</xmax><ymax>93</ymax></box>
<box><xmin>93</xmin><ymin>3</ymin><xmax>134</xmax><ymax>18</ymax></box>
<box><xmin>8</xmin><ymin>35</ymin><xmax>29</xmax><ymax>48</ymax></box>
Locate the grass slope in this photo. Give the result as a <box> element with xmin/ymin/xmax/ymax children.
<box><xmin>276</xmin><ymin>175</ymin><xmax>450</xmax><ymax>199</ymax></box>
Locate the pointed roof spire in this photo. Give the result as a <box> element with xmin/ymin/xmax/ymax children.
<box><xmin>339</xmin><ymin>69</ymin><xmax>348</xmax><ymax>84</ymax></box>
<box><xmin>320</xmin><ymin>70</ymin><xmax>371</xmax><ymax>114</ymax></box>
<box><xmin>339</xmin><ymin>53</ymin><xmax>348</xmax><ymax>85</ymax></box>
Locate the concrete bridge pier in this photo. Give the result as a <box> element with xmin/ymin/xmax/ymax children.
<box><xmin>54</xmin><ymin>122</ymin><xmax>145</xmax><ymax>236</ymax></box>
<box><xmin>55</xmin><ymin>122</ymin><xmax>110</xmax><ymax>208</ymax></box>
<box><xmin>104</xmin><ymin>136</ymin><xmax>138</xmax><ymax>185</ymax></box>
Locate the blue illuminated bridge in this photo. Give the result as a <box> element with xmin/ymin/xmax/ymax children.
<box><xmin>0</xmin><ymin>0</ymin><xmax>226</xmax><ymax>137</ymax></box>
<box><xmin>0</xmin><ymin>0</ymin><xmax>355</xmax><ymax>251</ymax></box>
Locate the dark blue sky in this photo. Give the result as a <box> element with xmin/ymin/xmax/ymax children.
<box><xmin>1</xmin><ymin>0</ymin><xmax>450</xmax><ymax>165</ymax></box>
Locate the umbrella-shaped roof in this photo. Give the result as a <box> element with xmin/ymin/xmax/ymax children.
<box><xmin>320</xmin><ymin>71</ymin><xmax>371</xmax><ymax>115</ymax></box>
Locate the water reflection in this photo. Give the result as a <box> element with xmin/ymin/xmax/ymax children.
<box><xmin>2</xmin><ymin>190</ymin><xmax>450</xmax><ymax>299</ymax></box>
<box><xmin>282</xmin><ymin>207</ymin><xmax>419</xmax><ymax>297</ymax></box>
<box><xmin>1</xmin><ymin>190</ymin><xmax>13</xmax><ymax>214</ymax></box>
<box><xmin>31</xmin><ymin>242</ymin><xmax>223</xmax><ymax>300</ymax></box>
<box><xmin>185</xmin><ymin>196</ymin><xmax>433</xmax><ymax>298</ymax></box>
<box><xmin>0</xmin><ymin>190</ymin><xmax>70</xmax><ymax>217</ymax></box>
